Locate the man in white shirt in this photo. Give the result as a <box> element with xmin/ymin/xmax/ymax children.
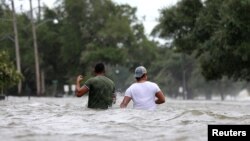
<box><xmin>120</xmin><ymin>66</ymin><xmax>165</xmax><ymax>110</ymax></box>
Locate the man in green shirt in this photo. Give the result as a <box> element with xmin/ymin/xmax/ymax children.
<box><xmin>76</xmin><ymin>63</ymin><xmax>116</xmax><ymax>109</ymax></box>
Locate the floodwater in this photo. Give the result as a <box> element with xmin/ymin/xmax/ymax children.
<box><xmin>0</xmin><ymin>95</ymin><xmax>250</xmax><ymax>141</ymax></box>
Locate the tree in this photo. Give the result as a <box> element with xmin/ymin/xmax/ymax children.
<box><xmin>60</xmin><ymin>0</ymin><xmax>158</xmax><ymax>82</ymax></box>
<box><xmin>152</xmin><ymin>0</ymin><xmax>203</xmax><ymax>54</ymax></box>
<box><xmin>194</xmin><ymin>0</ymin><xmax>250</xmax><ymax>81</ymax></box>
<box><xmin>0</xmin><ymin>0</ymin><xmax>162</xmax><ymax>96</ymax></box>
<box><xmin>151</xmin><ymin>0</ymin><xmax>204</xmax><ymax>99</ymax></box>
<box><xmin>0</xmin><ymin>51</ymin><xmax>22</xmax><ymax>92</ymax></box>
<box><xmin>59</xmin><ymin>0</ymin><xmax>133</xmax><ymax>75</ymax></box>
<box><xmin>154</xmin><ymin>0</ymin><xmax>250</xmax><ymax>81</ymax></box>
<box><xmin>151</xmin><ymin>47</ymin><xmax>196</xmax><ymax>99</ymax></box>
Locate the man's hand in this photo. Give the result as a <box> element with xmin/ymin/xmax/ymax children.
<box><xmin>75</xmin><ymin>75</ymin><xmax>88</xmax><ymax>97</ymax></box>
<box><xmin>77</xmin><ymin>75</ymin><xmax>84</xmax><ymax>83</ymax></box>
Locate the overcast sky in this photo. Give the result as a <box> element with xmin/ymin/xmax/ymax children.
<box><xmin>13</xmin><ymin>0</ymin><xmax>179</xmax><ymax>42</ymax></box>
<box><xmin>113</xmin><ymin>0</ymin><xmax>179</xmax><ymax>35</ymax></box>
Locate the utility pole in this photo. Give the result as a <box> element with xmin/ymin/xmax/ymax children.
<box><xmin>181</xmin><ymin>53</ymin><xmax>187</xmax><ymax>100</ymax></box>
<box><xmin>37</xmin><ymin>0</ymin><xmax>45</xmax><ymax>95</ymax></box>
<box><xmin>29</xmin><ymin>0</ymin><xmax>41</xmax><ymax>96</ymax></box>
<box><xmin>11</xmin><ymin>0</ymin><xmax>22</xmax><ymax>95</ymax></box>
<box><xmin>38</xmin><ymin>0</ymin><xmax>41</xmax><ymax>21</ymax></box>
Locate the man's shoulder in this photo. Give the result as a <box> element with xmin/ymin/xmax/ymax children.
<box><xmin>146</xmin><ymin>81</ymin><xmax>157</xmax><ymax>85</ymax></box>
<box><xmin>101</xmin><ymin>76</ymin><xmax>114</xmax><ymax>83</ymax></box>
<box><xmin>127</xmin><ymin>82</ymin><xmax>139</xmax><ymax>90</ymax></box>
<box><xmin>95</xmin><ymin>76</ymin><xmax>115</xmax><ymax>86</ymax></box>
<box><xmin>145</xmin><ymin>81</ymin><xmax>159</xmax><ymax>88</ymax></box>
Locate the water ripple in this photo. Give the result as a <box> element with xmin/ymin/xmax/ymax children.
<box><xmin>0</xmin><ymin>96</ymin><xmax>249</xmax><ymax>141</ymax></box>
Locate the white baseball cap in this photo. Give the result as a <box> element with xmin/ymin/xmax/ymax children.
<box><xmin>134</xmin><ymin>66</ymin><xmax>147</xmax><ymax>78</ymax></box>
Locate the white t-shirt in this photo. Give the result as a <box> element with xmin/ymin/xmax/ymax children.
<box><xmin>125</xmin><ymin>81</ymin><xmax>161</xmax><ymax>110</ymax></box>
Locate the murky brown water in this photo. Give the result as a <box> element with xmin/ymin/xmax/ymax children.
<box><xmin>0</xmin><ymin>96</ymin><xmax>250</xmax><ymax>141</ymax></box>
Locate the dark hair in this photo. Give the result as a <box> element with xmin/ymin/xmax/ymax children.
<box><xmin>135</xmin><ymin>74</ymin><xmax>145</xmax><ymax>81</ymax></box>
<box><xmin>95</xmin><ymin>62</ymin><xmax>105</xmax><ymax>73</ymax></box>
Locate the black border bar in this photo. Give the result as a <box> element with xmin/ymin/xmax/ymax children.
<box><xmin>208</xmin><ymin>125</ymin><xmax>250</xmax><ymax>141</ymax></box>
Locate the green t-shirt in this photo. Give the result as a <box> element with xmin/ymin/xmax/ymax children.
<box><xmin>85</xmin><ymin>75</ymin><xmax>115</xmax><ymax>109</ymax></box>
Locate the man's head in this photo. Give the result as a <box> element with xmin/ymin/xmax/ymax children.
<box><xmin>134</xmin><ymin>66</ymin><xmax>147</xmax><ymax>80</ymax></box>
<box><xmin>94</xmin><ymin>62</ymin><xmax>105</xmax><ymax>74</ymax></box>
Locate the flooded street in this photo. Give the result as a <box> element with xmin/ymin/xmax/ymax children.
<box><xmin>0</xmin><ymin>96</ymin><xmax>250</xmax><ymax>141</ymax></box>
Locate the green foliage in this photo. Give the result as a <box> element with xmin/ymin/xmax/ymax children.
<box><xmin>1</xmin><ymin>0</ymin><xmax>248</xmax><ymax>100</ymax></box>
<box><xmin>0</xmin><ymin>51</ymin><xmax>22</xmax><ymax>90</ymax></box>
<box><xmin>151</xmin><ymin>0</ymin><xmax>250</xmax><ymax>99</ymax></box>
<box><xmin>152</xmin><ymin>0</ymin><xmax>202</xmax><ymax>98</ymax></box>
<box><xmin>80</xmin><ymin>47</ymin><xmax>126</xmax><ymax>65</ymax></box>
<box><xmin>1</xmin><ymin>0</ymin><xmax>160</xmax><ymax>95</ymax></box>
<box><xmin>60</xmin><ymin>0</ymin><xmax>137</xmax><ymax>73</ymax></box>
<box><xmin>195</xmin><ymin>0</ymin><xmax>250</xmax><ymax>81</ymax></box>
<box><xmin>152</xmin><ymin>0</ymin><xmax>203</xmax><ymax>53</ymax></box>
<box><xmin>151</xmin><ymin>47</ymin><xmax>196</xmax><ymax>99</ymax></box>
<box><xmin>154</xmin><ymin>0</ymin><xmax>250</xmax><ymax>82</ymax></box>
<box><xmin>0</xmin><ymin>4</ymin><xmax>14</xmax><ymax>56</ymax></box>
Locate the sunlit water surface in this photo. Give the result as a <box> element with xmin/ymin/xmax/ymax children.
<box><xmin>0</xmin><ymin>96</ymin><xmax>250</xmax><ymax>141</ymax></box>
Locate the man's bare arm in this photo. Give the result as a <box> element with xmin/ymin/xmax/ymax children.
<box><xmin>76</xmin><ymin>75</ymin><xmax>89</xmax><ymax>97</ymax></box>
<box><xmin>155</xmin><ymin>91</ymin><xmax>165</xmax><ymax>104</ymax></box>
<box><xmin>120</xmin><ymin>96</ymin><xmax>132</xmax><ymax>108</ymax></box>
